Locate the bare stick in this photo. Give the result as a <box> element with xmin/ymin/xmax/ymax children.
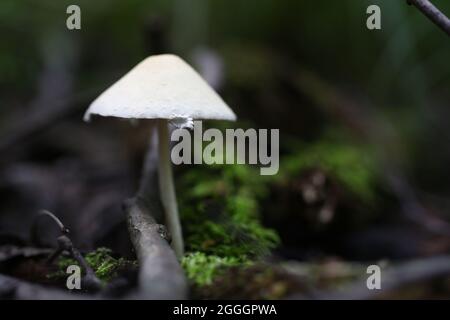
<box><xmin>125</xmin><ymin>198</ymin><xmax>187</xmax><ymax>299</ymax></box>
<box><xmin>126</xmin><ymin>125</ymin><xmax>187</xmax><ymax>299</ymax></box>
<box><xmin>408</xmin><ymin>0</ymin><xmax>450</xmax><ymax>36</ymax></box>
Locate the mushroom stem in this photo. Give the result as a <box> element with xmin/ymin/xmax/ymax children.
<box><xmin>157</xmin><ymin>119</ymin><xmax>184</xmax><ymax>258</ymax></box>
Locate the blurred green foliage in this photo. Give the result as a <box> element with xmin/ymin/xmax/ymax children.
<box><xmin>2</xmin><ymin>1</ymin><xmax>449</xmax><ymax>174</ymax></box>
<box><xmin>2</xmin><ymin>0</ymin><xmax>448</xmax><ymax>99</ymax></box>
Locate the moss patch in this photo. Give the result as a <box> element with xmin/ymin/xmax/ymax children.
<box><xmin>49</xmin><ymin>247</ymin><xmax>137</xmax><ymax>284</ymax></box>
<box><xmin>177</xmin><ymin>125</ymin><xmax>377</xmax><ymax>288</ymax></box>
<box><xmin>279</xmin><ymin>139</ymin><xmax>377</xmax><ymax>203</ymax></box>
<box><xmin>181</xmin><ymin>252</ymin><xmax>249</xmax><ymax>286</ymax></box>
<box><xmin>194</xmin><ymin>263</ymin><xmax>306</xmax><ymax>299</ymax></box>
<box><xmin>178</xmin><ymin>161</ymin><xmax>280</xmax><ymax>285</ymax></box>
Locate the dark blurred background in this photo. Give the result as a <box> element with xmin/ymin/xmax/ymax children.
<box><xmin>0</xmin><ymin>0</ymin><xmax>449</xmax><ymax>269</ymax></box>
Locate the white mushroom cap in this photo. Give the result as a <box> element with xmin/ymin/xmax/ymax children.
<box><xmin>84</xmin><ymin>54</ymin><xmax>236</xmax><ymax>122</ymax></box>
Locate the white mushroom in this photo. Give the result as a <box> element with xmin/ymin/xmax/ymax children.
<box><xmin>84</xmin><ymin>54</ymin><xmax>236</xmax><ymax>258</ymax></box>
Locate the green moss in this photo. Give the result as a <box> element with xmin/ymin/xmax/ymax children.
<box><xmin>178</xmin><ymin>158</ymin><xmax>280</xmax><ymax>285</ymax></box>
<box><xmin>179</xmin><ymin>163</ymin><xmax>279</xmax><ymax>259</ymax></box>
<box><xmin>181</xmin><ymin>252</ymin><xmax>249</xmax><ymax>286</ymax></box>
<box><xmin>177</xmin><ymin>124</ymin><xmax>377</xmax><ymax>286</ymax></box>
<box><xmin>49</xmin><ymin>247</ymin><xmax>137</xmax><ymax>284</ymax></box>
<box><xmin>279</xmin><ymin>139</ymin><xmax>377</xmax><ymax>202</ymax></box>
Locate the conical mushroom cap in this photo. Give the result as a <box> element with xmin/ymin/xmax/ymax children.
<box><xmin>84</xmin><ymin>54</ymin><xmax>236</xmax><ymax>122</ymax></box>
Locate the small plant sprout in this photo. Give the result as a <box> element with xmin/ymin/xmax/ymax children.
<box><xmin>84</xmin><ymin>54</ymin><xmax>236</xmax><ymax>258</ymax></box>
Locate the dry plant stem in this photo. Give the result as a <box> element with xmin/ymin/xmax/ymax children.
<box><xmin>408</xmin><ymin>0</ymin><xmax>450</xmax><ymax>36</ymax></box>
<box><xmin>157</xmin><ymin>119</ymin><xmax>184</xmax><ymax>258</ymax></box>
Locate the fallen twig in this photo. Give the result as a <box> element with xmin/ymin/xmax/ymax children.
<box><xmin>407</xmin><ymin>0</ymin><xmax>450</xmax><ymax>36</ymax></box>
<box><xmin>125</xmin><ymin>126</ymin><xmax>187</xmax><ymax>299</ymax></box>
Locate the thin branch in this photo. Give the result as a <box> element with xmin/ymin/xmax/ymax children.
<box><xmin>37</xmin><ymin>210</ymin><xmax>69</xmax><ymax>235</ymax></box>
<box><xmin>125</xmin><ymin>198</ymin><xmax>187</xmax><ymax>299</ymax></box>
<box><xmin>125</xmin><ymin>125</ymin><xmax>187</xmax><ymax>299</ymax></box>
<box><xmin>408</xmin><ymin>0</ymin><xmax>450</xmax><ymax>36</ymax></box>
